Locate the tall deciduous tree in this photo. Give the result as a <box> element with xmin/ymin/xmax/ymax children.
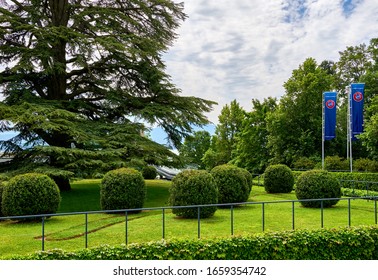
<box><xmin>232</xmin><ymin>97</ymin><xmax>277</xmax><ymax>174</ymax></box>
<box><xmin>0</xmin><ymin>0</ymin><xmax>215</xmax><ymax>190</ymax></box>
<box><xmin>213</xmin><ymin>100</ymin><xmax>245</xmax><ymax>165</ymax></box>
<box><xmin>267</xmin><ymin>58</ymin><xmax>333</xmax><ymax>165</ymax></box>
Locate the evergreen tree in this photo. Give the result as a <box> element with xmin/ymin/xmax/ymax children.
<box><xmin>0</xmin><ymin>0</ymin><xmax>215</xmax><ymax>190</ymax></box>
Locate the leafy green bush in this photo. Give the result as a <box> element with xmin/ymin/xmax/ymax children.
<box><xmin>9</xmin><ymin>226</ymin><xmax>378</xmax><ymax>260</ymax></box>
<box><xmin>295</xmin><ymin>170</ymin><xmax>341</xmax><ymax>208</ymax></box>
<box><xmin>353</xmin><ymin>158</ymin><xmax>378</xmax><ymax>172</ymax></box>
<box><xmin>210</xmin><ymin>164</ymin><xmax>250</xmax><ymax>204</ymax></box>
<box><xmin>142</xmin><ymin>166</ymin><xmax>157</xmax><ymax>180</ymax></box>
<box><xmin>1</xmin><ymin>173</ymin><xmax>61</xmax><ymax>218</ymax></box>
<box><xmin>324</xmin><ymin>156</ymin><xmax>349</xmax><ymax>171</ymax></box>
<box><xmin>100</xmin><ymin>168</ymin><xmax>146</xmax><ymax>211</ymax></box>
<box><xmin>169</xmin><ymin>169</ymin><xmax>218</xmax><ymax>218</ymax></box>
<box><xmin>293</xmin><ymin>157</ymin><xmax>316</xmax><ymax>170</ymax></box>
<box><xmin>263</xmin><ymin>164</ymin><xmax>294</xmax><ymax>193</ymax></box>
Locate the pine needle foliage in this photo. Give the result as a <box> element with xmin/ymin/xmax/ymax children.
<box><xmin>0</xmin><ymin>1</ymin><xmax>215</xmax><ymax>189</ymax></box>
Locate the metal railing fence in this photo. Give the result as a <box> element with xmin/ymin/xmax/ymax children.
<box><xmin>1</xmin><ymin>195</ymin><xmax>377</xmax><ymax>252</ymax></box>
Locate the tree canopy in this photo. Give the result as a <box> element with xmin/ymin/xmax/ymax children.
<box><xmin>0</xmin><ymin>0</ymin><xmax>215</xmax><ymax>189</ymax></box>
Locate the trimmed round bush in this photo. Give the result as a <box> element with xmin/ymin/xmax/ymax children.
<box><xmin>210</xmin><ymin>164</ymin><xmax>250</xmax><ymax>204</ymax></box>
<box><xmin>295</xmin><ymin>170</ymin><xmax>341</xmax><ymax>208</ymax></box>
<box><xmin>263</xmin><ymin>164</ymin><xmax>294</xmax><ymax>193</ymax></box>
<box><xmin>1</xmin><ymin>173</ymin><xmax>61</xmax><ymax>218</ymax></box>
<box><xmin>169</xmin><ymin>169</ymin><xmax>218</xmax><ymax>218</ymax></box>
<box><xmin>142</xmin><ymin>166</ymin><xmax>157</xmax><ymax>180</ymax></box>
<box><xmin>100</xmin><ymin>168</ymin><xmax>146</xmax><ymax>211</ymax></box>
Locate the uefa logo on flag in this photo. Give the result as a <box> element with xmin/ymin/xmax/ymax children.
<box><xmin>326</xmin><ymin>99</ymin><xmax>335</xmax><ymax>109</ymax></box>
<box><xmin>353</xmin><ymin>92</ymin><xmax>363</xmax><ymax>102</ymax></box>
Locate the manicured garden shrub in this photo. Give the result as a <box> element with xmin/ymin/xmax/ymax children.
<box><xmin>353</xmin><ymin>158</ymin><xmax>378</xmax><ymax>172</ymax></box>
<box><xmin>1</xmin><ymin>173</ymin><xmax>61</xmax><ymax>218</ymax></box>
<box><xmin>100</xmin><ymin>168</ymin><xmax>146</xmax><ymax>211</ymax></box>
<box><xmin>263</xmin><ymin>164</ymin><xmax>294</xmax><ymax>193</ymax></box>
<box><xmin>210</xmin><ymin>164</ymin><xmax>250</xmax><ymax>204</ymax></box>
<box><xmin>10</xmin><ymin>226</ymin><xmax>378</xmax><ymax>260</ymax></box>
<box><xmin>295</xmin><ymin>170</ymin><xmax>341</xmax><ymax>208</ymax></box>
<box><xmin>292</xmin><ymin>156</ymin><xmax>316</xmax><ymax>170</ymax></box>
<box><xmin>324</xmin><ymin>155</ymin><xmax>348</xmax><ymax>171</ymax></box>
<box><xmin>142</xmin><ymin>166</ymin><xmax>157</xmax><ymax>180</ymax></box>
<box><xmin>169</xmin><ymin>169</ymin><xmax>218</xmax><ymax>218</ymax></box>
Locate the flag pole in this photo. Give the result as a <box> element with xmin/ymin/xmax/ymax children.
<box><xmin>346</xmin><ymin>86</ymin><xmax>349</xmax><ymax>160</ymax></box>
<box><xmin>322</xmin><ymin>92</ymin><xmax>325</xmax><ymax>170</ymax></box>
<box><xmin>348</xmin><ymin>85</ymin><xmax>353</xmax><ymax>172</ymax></box>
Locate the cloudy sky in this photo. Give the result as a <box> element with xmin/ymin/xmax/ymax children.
<box><xmin>162</xmin><ymin>0</ymin><xmax>378</xmax><ymax>124</ymax></box>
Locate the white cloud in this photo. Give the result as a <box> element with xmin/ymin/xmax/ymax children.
<box><xmin>164</xmin><ymin>0</ymin><xmax>378</xmax><ymax>123</ymax></box>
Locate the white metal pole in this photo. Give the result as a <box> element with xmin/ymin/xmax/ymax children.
<box><xmin>322</xmin><ymin>93</ymin><xmax>325</xmax><ymax>170</ymax></box>
<box><xmin>346</xmin><ymin>87</ymin><xmax>349</xmax><ymax>159</ymax></box>
<box><xmin>348</xmin><ymin>85</ymin><xmax>353</xmax><ymax>172</ymax></box>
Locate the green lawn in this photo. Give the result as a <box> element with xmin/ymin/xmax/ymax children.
<box><xmin>0</xmin><ymin>179</ymin><xmax>377</xmax><ymax>258</ymax></box>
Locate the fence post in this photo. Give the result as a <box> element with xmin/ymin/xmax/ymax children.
<box><xmin>375</xmin><ymin>198</ymin><xmax>377</xmax><ymax>225</ymax></box>
<box><xmin>85</xmin><ymin>213</ymin><xmax>88</xmax><ymax>248</ymax></box>
<box><xmin>197</xmin><ymin>207</ymin><xmax>201</xmax><ymax>239</ymax></box>
<box><xmin>321</xmin><ymin>200</ymin><xmax>324</xmax><ymax>228</ymax></box>
<box><xmin>41</xmin><ymin>217</ymin><xmax>45</xmax><ymax>251</ymax></box>
<box><xmin>231</xmin><ymin>205</ymin><xmax>234</xmax><ymax>236</ymax></box>
<box><xmin>262</xmin><ymin>203</ymin><xmax>265</xmax><ymax>232</ymax></box>
<box><xmin>125</xmin><ymin>211</ymin><xmax>128</xmax><ymax>245</ymax></box>
<box><xmin>162</xmin><ymin>208</ymin><xmax>165</xmax><ymax>240</ymax></box>
<box><xmin>292</xmin><ymin>201</ymin><xmax>295</xmax><ymax>230</ymax></box>
<box><xmin>348</xmin><ymin>198</ymin><xmax>351</xmax><ymax>227</ymax></box>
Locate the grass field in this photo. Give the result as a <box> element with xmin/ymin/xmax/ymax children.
<box><xmin>0</xmin><ymin>179</ymin><xmax>377</xmax><ymax>258</ymax></box>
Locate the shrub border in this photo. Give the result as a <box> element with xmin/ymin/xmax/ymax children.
<box><xmin>6</xmin><ymin>226</ymin><xmax>378</xmax><ymax>260</ymax></box>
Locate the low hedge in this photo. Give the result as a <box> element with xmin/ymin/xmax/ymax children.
<box><xmin>7</xmin><ymin>226</ymin><xmax>378</xmax><ymax>260</ymax></box>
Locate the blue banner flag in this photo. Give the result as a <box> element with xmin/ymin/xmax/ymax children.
<box><xmin>324</xmin><ymin>92</ymin><xmax>337</xmax><ymax>140</ymax></box>
<box><xmin>350</xmin><ymin>83</ymin><xmax>365</xmax><ymax>138</ymax></box>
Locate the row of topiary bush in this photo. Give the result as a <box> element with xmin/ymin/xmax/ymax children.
<box><xmin>264</xmin><ymin>165</ymin><xmax>341</xmax><ymax>208</ymax></box>
<box><xmin>168</xmin><ymin>165</ymin><xmax>252</xmax><ymax>219</ymax></box>
<box><xmin>6</xmin><ymin>225</ymin><xmax>378</xmax><ymax>260</ymax></box>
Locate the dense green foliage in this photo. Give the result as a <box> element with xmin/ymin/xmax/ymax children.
<box><xmin>232</xmin><ymin>98</ymin><xmax>277</xmax><ymax>174</ymax></box>
<box><xmin>267</xmin><ymin>58</ymin><xmax>333</xmax><ymax>165</ymax></box>
<box><xmin>210</xmin><ymin>164</ymin><xmax>250</xmax><ymax>204</ymax></box>
<box><xmin>295</xmin><ymin>170</ymin><xmax>341</xmax><ymax>208</ymax></box>
<box><xmin>0</xmin><ymin>0</ymin><xmax>215</xmax><ymax>190</ymax></box>
<box><xmin>169</xmin><ymin>170</ymin><xmax>218</xmax><ymax>218</ymax></box>
<box><xmin>8</xmin><ymin>226</ymin><xmax>378</xmax><ymax>260</ymax></box>
<box><xmin>324</xmin><ymin>156</ymin><xmax>349</xmax><ymax>171</ymax></box>
<box><xmin>263</xmin><ymin>164</ymin><xmax>294</xmax><ymax>193</ymax></box>
<box><xmin>202</xmin><ymin>100</ymin><xmax>245</xmax><ymax>169</ymax></box>
<box><xmin>1</xmin><ymin>173</ymin><xmax>60</xmax><ymax>218</ymax></box>
<box><xmin>142</xmin><ymin>166</ymin><xmax>157</xmax><ymax>180</ymax></box>
<box><xmin>100</xmin><ymin>168</ymin><xmax>146</xmax><ymax>211</ymax></box>
<box><xmin>179</xmin><ymin>131</ymin><xmax>211</xmax><ymax>169</ymax></box>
